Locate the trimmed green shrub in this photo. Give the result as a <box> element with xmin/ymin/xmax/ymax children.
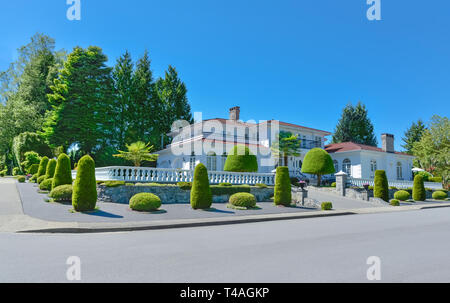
<box><xmin>125</xmin><ymin>183</ymin><xmax>135</xmax><ymax>186</ymax></box>
<box><xmin>129</xmin><ymin>193</ymin><xmax>162</xmax><ymax>211</ymax></box>
<box><xmin>301</xmin><ymin>148</ymin><xmax>335</xmax><ymax>186</ymax></box>
<box><xmin>394</xmin><ymin>190</ymin><xmax>410</xmax><ymax>201</ymax></box>
<box><xmin>413</xmin><ymin>174</ymin><xmax>426</xmax><ymax>201</ymax></box>
<box><xmin>28</xmin><ymin>164</ymin><xmax>39</xmax><ymax>175</ymax></box>
<box><xmin>12</xmin><ymin>167</ymin><xmax>21</xmax><ymax>176</ymax></box>
<box><xmin>389</xmin><ymin>186</ymin><xmax>398</xmax><ymax>190</ymax></box>
<box><xmin>37</xmin><ymin>157</ymin><xmax>49</xmax><ymax>177</ymax></box>
<box><xmin>219</xmin><ymin>182</ymin><xmax>233</xmax><ymax>187</ymax></box>
<box><xmin>190</xmin><ymin>163</ymin><xmax>212</xmax><ymax>209</ymax></box>
<box><xmin>255</xmin><ymin>183</ymin><xmax>268</xmax><ymax>188</ymax></box>
<box><xmin>37</xmin><ymin>175</ymin><xmax>46</xmax><ymax>184</ymax></box>
<box><xmin>224</xmin><ymin>145</ymin><xmax>258</xmax><ymax>172</ymax></box>
<box><xmin>432</xmin><ymin>191</ymin><xmax>447</xmax><ymax>200</ymax></box>
<box><xmin>135</xmin><ymin>183</ymin><xmax>175</xmax><ymax>187</ymax></box>
<box><xmin>321</xmin><ymin>202</ymin><xmax>333</xmax><ymax>210</ymax></box>
<box><xmin>0</xmin><ymin>170</ymin><xmax>6</xmax><ymax>177</ymax></box>
<box><xmin>429</xmin><ymin>177</ymin><xmax>443</xmax><ymax>183</ymax></box>
<box><xmin>72</xmin><ymin>155</ymin><xmax>97</xmax><ymax>212</ymax></box>
<box><xmin>44</xmin><ymin>159</ymin><xmax>57</xmax><ymax>180</ymax></box>
<box><xmin>331</xmin><ymin>182</ymin><xmax>336</xmax><ymax>187</ymax></box>
<box><xmin>390</xmin><ymin>199</ymin><xmax>400</xmax><ymax>206</ymax></box>
<box><xmin>52</xmin><ymin>153</ymin><xmax>73</xmax><ymax>189</ymax></box>
<box><xmin>374</xmin><ymin>170</ymin><xmax>389</xmax><ymax>202</ymax></box>
<box><xmin>49</xmin><ymin>185</ymin><xmax>73</xmax><ymax>202</ymax></box>
<box><xmin>229</xmin><ymin>192</ymin><xmax>257</xmax><ymax>208</ymax></box>
<box><xmin>102</xmin><ymin>180</ymin><xmax>125</xmax><ymax>187</ymax></box>
<box><xmin>210</xmin><ymin>185</ymin><xmax>251</xmax><ymax>196</ymax></box>
<box><xmin>17</xmin><ymin>176</ymin><xmax>26</xmax><ymax>183</ymax></box>
<box><xmin>39</xmin><ymin>178</ymin><xmax>53</xmax><ymax>191</ymax></box>
<box><xmin>30</xmin><ymin>174</ymin><xmax>38</xmax><ymax>183</ymax></box>
<box><xmin>415</xmin><ymin>171</ymin><xmax>432</xmax><ymax>182</ymax></box>
<box><xmin>368</xmin><ymin>185</ymin><xmax>374</xmax><ymax>190</ymax></box>
<box><xmin>177</xmin><ymin>182</ymin><xmax>192</xmax><ymax>190</ymax></box>
<box><xmin>274</xmin><ymin>166</ymin><xmax>291</xmax><ymax>206</ymax></box>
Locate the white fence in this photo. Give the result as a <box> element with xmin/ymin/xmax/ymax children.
<box><xmin>72</xmin><ymin>166</ymin><xmax>275</xmax><ymax>185</ymax></box>
<box><xmin>349</xmin><ymin>177</ymin><xmax>443</xmax><ymax>190</ymax></box>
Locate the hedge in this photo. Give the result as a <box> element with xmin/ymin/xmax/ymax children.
<box><xmin>49</xmin><ymin>185</ymin><xmax>73</xmax><ymax>202</ymax></box>
<box><xmin>177</xmin><ymin>182</ymin><xmax>192</xmax><ymax>190</ymax></box>
<box><xmin>44</xmin><ymin>159</ymin><xmax>57</xmax><ymax>180</ymax></box>
<box><xmin>229</xmin><ymin>192</ymin><xmax>256</xmax><ymax>208</ymax></box>
<box><xmin>37</xmin><ymin>175</ymin><xmax>46</xmax><ymax>184</ymax></box>
<box><xmin>413</xmin><ymin>174</ymin><xmax>426</xmax><ymax>201</ymax></box>
<box><xmin>101</xmin><ymin>181</ymin><xmax>126</xmax><ymax>187</ymax></box>
<box><xmin>321</xmin><ymin>202</ymin><xmax>333</xmax><ymax>210</ymax></box>
<box><xmin>432</xmin><ymin>191</ymin><xmax>447</xmax><ymax>200</ymax></box>
<box><xmin>274</xmin><ymin>166</ymin><xmax>291</xmax><ymax>206</ymax></box>
<box><xmin>219</xmin><ymin>182</ymin><xmax>233</xmax><ymax>187</ymax></box>
<box><xmin>129</xmin><ymin>193</ymin><xmax>162</xmax><ymax>211</ymax></box>
<box><xmin>394</xmin><ymin>190</ymin><xmax>410</xmax><ymax>201</ymax></box>
<box><xmin>39</xmin><ymin>178</ymin><xmax>53</xmax><ymax>191</ymax></box>
<box><xmin>255</xmin><ymin>183</ymin><xmax>268</xmax><ymax>188</ymax></box>
<box><xmin>374</xmin><ymin>170</ymin><xmax>389</xmax><ymax>202</ymax></box>
<box><xmin>190</xmin><ymin>163</ymin><xmax>212</xmax><ymax>209</ymax></box>
<box><xmin>429</xmin><ymin>177</ymin><xmax>443</xmax><ymax>183</ymax></box>
<box><xmin>37</xmin><ymin>157</ymin><xmax>49</xmax><ymax>177</ymax></box>
<box><xmin>224</xmin><ymin>145</ymin><xmax>258</xmax><ymax>172</ymax></box>
<box><xmin>28</xmin><ymin>164</ymin><xmax>39</xmax><ymax>175</ymax></box>
<box><xmin>211</xmin><ymin>185</ymin><xmax>251</xmax><ymax>196</ymax></box>
<box><xmin>52</xmin><ymin>153</ymin><xmax>73</xmax><ymax>189</ymax></box>
<box><xmin>390</xmin><ymin>199</ymin><xmax>400</xmax><ymax>206</ymax></box>
<box><xmin>72</xmin><ymin>155</ymin><xmax>97</xmax><ymax>212</ymax></box>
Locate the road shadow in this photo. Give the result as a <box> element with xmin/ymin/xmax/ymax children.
<box><xmin>202</xmin><ymin>207</ymin><xmax>234</xmax><ymax>214</ymax></box>
<box><xmin>81</xmin><ymin>209</ymin><xmax>124</xmax><ymax>219</ymax></box>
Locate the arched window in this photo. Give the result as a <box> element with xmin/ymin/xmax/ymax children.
<box><xmin>343</xmin><ymin>158</ymin><xmax>351</xmax><ymax>176</ymax></box>
<box><xmin>370</xmin><ymin>160</ymin><xmax>377</xmax><ymax>178</ymax></box>
<box><xmin>397</xmin><ymin>162</ymin><xmax>403</xmax><ymax>180</ymax></box>
<box><xmin>207</xmin><ymin>152</ymin><xmax>217</xmax><ymax>171</ymax></box>
<box><xmin>333</xmin><ymin>160</ymin><xmax>339</xmax><ymax>172</ymax></box>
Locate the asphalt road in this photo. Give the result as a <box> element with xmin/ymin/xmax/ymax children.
<box><xmin>1</xmin><ymin>207</ymin><xmax>450</xmax><ymax>282</ymax></box>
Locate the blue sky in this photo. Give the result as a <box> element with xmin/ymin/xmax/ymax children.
<box><xmin>0</xmin><ymin>0</ymin><xmax>449</xmax><ymax>151</ymax></box>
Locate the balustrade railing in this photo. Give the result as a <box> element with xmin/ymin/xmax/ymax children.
<box><xmin>349</xmin><ymin>177</ymin><xmax>443</xmax><ymax>190</ymax></box>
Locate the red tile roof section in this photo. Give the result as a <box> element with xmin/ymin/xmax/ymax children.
<box><xmin>325</xmin><ymin>142</ymin><xmax>412</xmax><ymax>156</ymax></box>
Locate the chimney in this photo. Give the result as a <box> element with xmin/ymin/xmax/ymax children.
<box><xmin>229</xmin><ymin>106</ymin><xmax>240</xmax><ymax>121</ymax></box>
<box><xmin>381</xmin><ymin>133</ymin><xmax>395</xmax><ymax>153</ymax></box>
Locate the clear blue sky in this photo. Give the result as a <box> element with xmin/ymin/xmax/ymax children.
<box><xmin>1</xmin><ymin>0</ymin><xmax>449</xmax><ymax>151</ymax></box>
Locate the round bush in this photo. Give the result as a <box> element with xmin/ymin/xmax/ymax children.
<box><xmin>190</xmin><ymin>163</ymin><xmax>212</xmax><ymax>209</ymax></box>
<box><xmin>321</xmin><ymin>202</ymin><xmax>333</xmax><ymax>210</ymax></box>
<box><xmin>17</xmin><ymin>176</ymin><xmax>26</xmax><ymax>183</ymax></box>
<box><xmin>49</xmin><ymin>185</ymin><xmax>73</xmax><ymax>202</ymax></box>
<box><xmin>72</xmin><ymin>155</ymin><xmax>97</xmax><ymax>212</ymax></box>
<box><xmin>39</xmin><ymin>178</ymin><xmax>53</xmax><ymax>191</ymax></box>
<box><xmin>394</xmin><ymin>190</ymin><xmax>410</xmax><ymax>201</ymax></box>
<box><xmin>432</xmin><ymin>191</ymin><xmax>447</xmax><ymax>200</ymax></box>
<box><xmin>229</xmin><ymin>192</ymin><xmax>257</xmax><ymax>208</ymax></box>
<box><xmin>274</xmin><ymin>166</ymin><xmax>291</xmax><ymax>206</ymax></box>
<box><xmin>224</xmin><ymin>145</ymin><xmax>258</xmax><ymax>172</ymax></box>
<box><xmin>374</xmin><ymin>170</ymin><xmax>389</xmax><ymax>202</ymax></box>
<box><xmin>37</xmin><ymin>175</ymin><xmax>46</xmax><ymax>184</ymax></box>
<box><xmin>390</xmin><ymin>199</ymin><xmax>400</xmax><ymax>206</ymax></box>
<box><xmin>129</xmin><ymin>193</ymin><xmax>162</xmax><ymax>211</ymax></box>
<box><xmin>301</xmin><ymin>148</ymin><xmax>335</xmax><ymax>186</ymax></box>
<box><xmin>52</xmin><ymin>153</ymin><xmax>73</xmax><ymax>189</ymax></box>
<box><xmin>413</xmin><ymin>174</ymin><xmax>426</xmax><ymax>201</ymax></box>
<box><xmin>37</xmin><ymin>156</ymin><xmax>49</xmax><ymax>177</ymax></box>
<box><xmin>44</xmin><ymin>159</ymin><xmax>57</xmax><ymax>180</ymax></box>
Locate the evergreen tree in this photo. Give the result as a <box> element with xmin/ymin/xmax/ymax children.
<box><xmin>332</xmin><ymin>102</ymin><xmax>377</xmax><ymax>146</ymax></box>
<box><xmin>401</xmin><ymin>120</ymin><xmax>426</xmax><ymax>154</ymax></box>
<box><xmin>43</xmin><ymin>46</ymin><xmax>114</xmax><ymax>157</ymax></box>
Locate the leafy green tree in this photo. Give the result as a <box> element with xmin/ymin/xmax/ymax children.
<box><xmin>301</xmin><ymin>148</ymin><xmax>335</xmax><ymax>186</ymax></box>
<box><xmin>401</xmin><ymin>120</ymin><xmax>426</xmax><ymax>154</ymax></box>
<box><xmin>224</xmin><ymin>145</ymin><xmax>258</xmax><ymax>172</ymax></box>
<box><xmin>43</xmin><ymin>46</ymin><xmax>114</xmax><ymax>157</ymax></box>
<box><xmin>271</xmin><ymin>131</ymin><xmax>301</xmax><ymax>167</ymax></box>
<box><xmin>21</xmin><ymin>151</ymin><xmax>41</xmax><ymax>172</ymax></box>
<box><xmin>412</xmin><ymin>115</ymin><xmax>449</xmax><ymax>185</ymax></box>
<box><xmin>332</xmin><ymin>102</ymin><xmax>377</xmax><ymax>146</ymax></box>
<box><xmin>113</xmin><ymin>141</ymin><xmax>158</xmax><ymax>167</ymax></box>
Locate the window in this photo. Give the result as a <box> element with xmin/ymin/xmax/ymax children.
<box><xmin>333</xmin><ymin>160</ymin><xmax>339</xmax><ymax>172</ymax></box>
<box><xmin>343</xmin><ymin>158</ymin><xmax>351</xmax><ymax>176</ymax></box>
<box><xmin>370</xmin><ymin>160</ymin><xmax>377</xmax><ymax>178</ymax></box>
<box><xmin>397</xmin><ymin>162</ymin><xmax>403</xmax><ymax>180</ymax></box>
<box><xmin>315</xmin><ymin>136</ymin><xmax>321</xmax><ymax>148</ymax></box>
<box><xmin>189</xmin><ymin>153</ymin><xmax>196</xmax><ymax>170</ymax></box>
<box><xmin>302</xmin><ymin>135</ymin><xmax>307</xmax><ymax>148</ymax></box>
<box><xmin>221</xmin><ymin>153</ymin><xmax>227</xmax><ymax>170</ymax></box>
<box><xmin>206</xmin><ymin>152</ymin><xmax>217</xmax><ymax>171</ymax></box>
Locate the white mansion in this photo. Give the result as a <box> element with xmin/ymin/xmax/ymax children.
<box><xmin>156</xmin><ymin>106</ymin><xmax>415</xmax><ymax>181</ymax></box>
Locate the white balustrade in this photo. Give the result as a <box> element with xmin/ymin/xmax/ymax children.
<box><xmin>349</xmin><ymin>177</ymin><xmax>443</xmax><ymax>190</ymax></box>
<box><xmin>73</xmin><ymin>166</ymin><xmax>276</xmax><ymax>185</ymax></box>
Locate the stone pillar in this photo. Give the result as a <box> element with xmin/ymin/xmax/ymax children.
<box><xmin>335</xmin><ymin>171</ymin><xmax>348</xmax><ymax>197</ymax></box>
<box><xmin>300</xmin><ymin>189</ymin><xmax>308</xmax><ymax>206</ymax></box>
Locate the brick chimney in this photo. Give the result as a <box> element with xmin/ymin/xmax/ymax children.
<box><xmin>229</xmin><ymin>106</ymin><xmax>240</xmax><ymax>121</ymax></box>
<box><xmin>381</xmin><ymin>133</ymin><xmax>395</xmax><ymax>153</ymax></box>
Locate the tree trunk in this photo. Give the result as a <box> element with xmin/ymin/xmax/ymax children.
<box><xmin>317</xmin><ymin>174</ymin><xmax>321</xmax><ymax>187</ymax></box>
<box><xmin>284</xmin><ymin>154</ymin><xmax>288</xmax><ymax>168</ymax></box>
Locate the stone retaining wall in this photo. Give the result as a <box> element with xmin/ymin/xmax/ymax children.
<box><xmin>98</xmin><ymin>185</ymin><xmax>274</xmax><ymax>204</ymax></box>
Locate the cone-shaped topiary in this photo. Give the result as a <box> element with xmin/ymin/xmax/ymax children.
<box><xmin>52</xmin><ymin>153</ymin><xmax>73</xmax><ymax>190</ymax></box>
<box><xmin>190</xmin><ymin>163</ymin><xmax>212</xmax><ymax>209</ymax></box>
<box><xmin>72</xmin><ymin>155</ymin><xmax>97</xmax><ymax>212</ymax></box>
<box><xmin>413</xmin><ymin>174</ymin><xmax>426</xmax><ymax>201</ymax></box>
<box><xmin>274</xmin><ymin>166</ymin><xmax>291</xmax><ymax>206</ymax></box>
<box><xmin>44</xmin><ymin>159</ymin><xmax>57</xmax><ymax>180</ymax></box>
<box><xmin>37</xmin><ymin>156</ymin><xmax>49</xmax><ymax>177</ymax></box>
<box><xmin>374</xmin><ymin>170</ymin><xmax>389</xmax><ymax>202</ymax></box>
<box><xmin>224</xmin><ymin>145</ymin><xmax>258</xmax><ymax>172</ymax></box>
<box><xmin>301</xmin><ymin>148</ymin><xmax>335</xmax><ymax>186</ymax></box>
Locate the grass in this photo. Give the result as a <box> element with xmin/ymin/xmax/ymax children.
<box><xmin>226</xmin><ymin>203</ymin><xmax>261</xmax><ymax>210</ymax></box>
<box><xmin>69</xmin><ymin>206</ymin><xmax>100</xmax><ymax>213</ymax></box>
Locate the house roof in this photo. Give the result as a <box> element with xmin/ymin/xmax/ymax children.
<box><xmin>325</xmin><ymin>142</ymin><xmax>413</xmax><ymax>156</ymax></box>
